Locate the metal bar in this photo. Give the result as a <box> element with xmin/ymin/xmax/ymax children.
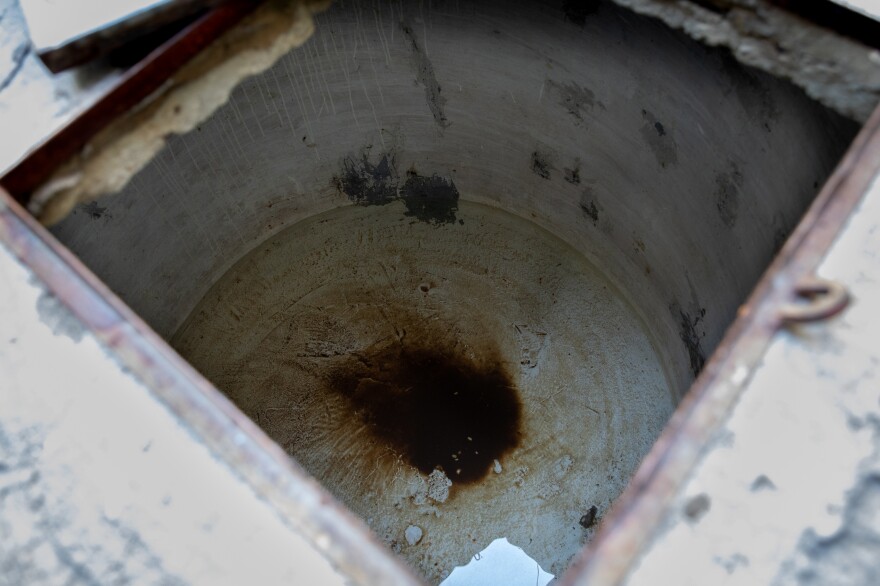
<box><xmin>0</xmin><ymin>187</ymin><xmax>425</xmax><ymax>586</ymax></box>
<box><xmin>560</xmin><ymin>101</ymin><xmax>880</xmax><ymax>585</ymax></box>
<box><xmin>0</xmin><ymin>0</ymin><xmax>255</xmax><ymax>203</ymax></box>
<box><xmin>23</xmin><ymin>0</ymin><xmax>231</xmax><ymax>72</ymax></box>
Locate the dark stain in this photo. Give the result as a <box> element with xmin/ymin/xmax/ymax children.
<box><xmin>326</xmin><ymin>344</ymin><xmax>522</xmax><ymax>485</ymax></box>
<box><xmin>786</xmin><ymin>474</ymin><xmax>880</xmax><ymax>586</ymax></box>
<box><xmin>333</xmin><ymin>154</ymin><xmax>460</xmax><ymax>226</ymax></box>
<box><xmin>751</xmin><ymin>475</ymin><xmax>777</xmax><ymax>492</ymax></box>
<box><xmin>715</xmin><ymin>162</ymin><xmax>743</xmax><ymax>228</ymax></box>
<box><xmin>773</xmin><ymin>229</ymin><xmax>788</xmax><ymax>254</ymax></box>
<box><xmin>678</xmin><ymin>308</ymin><xmax>707</xmax><ymax>377</ymax></box>
<box><xmin>579</xmin><ymin>505</ymin><xmax>599</xmax><ymax>528</ymax></box>
<box><xmin>580</xmin><ymin>200</ymin><xmax>599</xmax><ymax>225</ymax></box>
<box><xmin>548</xmin><ymin>80</ymin><xmax>602</xmax><ymax>126</ymax></box>
<box><xmin>579</xmin><ymin>188</ymin><xmax>600</xmax><ymax>225</ymax></box>
<box><xmin>29</xmin><ymin>495</ymin><xmax>45</xmax><ymax>512</ymax></box>
<box><xmin>37</xmin><ymin>291</ymin><xmax>85</xmax><ymax>343</ymax></box>
<box><xmin>78</xmin><ymin>201</ymin><xmax>111</xmax><ymax>220</ymax></box>
<box><xmin>531</xmin><ymin>151</ymin><xmax>553</xmax><ymax>180</ymax></box>
<box><xmin>639</xmin><ymin>109</ymin><xmax>678</xmax><ymax>168</ymax></box>
<box><xmin>400</xmin><ymin>172</ymin><xmax>459</xmax><ymax>225</ymax></box>
<box><xmin>333</xmin><ymin>154</ymin><xmax>399</xmax><ymax>206</ymax></box>
<box><xmin>771</xmin><ymin>212</ymin><xmax>790</xmax><ymax>253</ymax></box>
<box><xmin>401</xmin><ymin>23</ymin><xmax>449</xmax><ymax>129</ymax></box>
<box><xmin>718</xmin><ymin>51</ymin><xmax>779</xmax><ymax>131</ymax></box>
<box><xmin>562</xmin><ymin>0</ymin><xmax>601</xmax><ymax>26</ymax></box>
<box><xmin>564</xmin><ymin>166</ymin><xmax>581</xmax><ymax>184</ymax></box>
<box><xmin>684</xmin><ymin>493</ymin><xmax>711</xmax><ymax>522</ymax></box>
<box><xmin>689</xmin><ymin>0</ymin><xmax>730</xmax><ymax>15</ymax></box>
<box><xmin>0</xmin><ymin>43</ymin><xmax>30</xmax><ymax>93</ymax></box>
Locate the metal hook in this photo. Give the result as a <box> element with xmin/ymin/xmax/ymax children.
<box><xmin>779</xmin><ymin>276</ymin><xmax>850</xmax><ymax>324</ymax></box>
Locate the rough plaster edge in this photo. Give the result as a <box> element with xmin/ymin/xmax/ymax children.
<box><xmin>31</xmin><ymin>0</ymin><xmax>332</xmax><ymax>225</ymax></box>
<box><xmin>608</xmin><ymin>0</ymin><xmax>880</xmax><ymax>123</ymax></box>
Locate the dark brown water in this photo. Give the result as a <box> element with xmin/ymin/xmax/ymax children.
<box><xmin>327</xmin><ymin>343</ymin><xmax>523</xmax><ymax>484</ymax></box>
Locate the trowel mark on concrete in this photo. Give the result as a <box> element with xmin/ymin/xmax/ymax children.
<box><xmin>715</xmin><ymin>161</ymin><xmax>743</xmax><ymax>228</ymax></box>
<box><xmin>401</xmin><ymin>23</ymin><xmax>449</xmax><ymax>129</ymax></box>
<box><xmin>640</xmin><ymin>109</ymin><xmax>678</xmax><ymax>169</ymax></box>
<box><xmin>548</xmin><ymin>80</ymin><xmax>603</xmax><ymax>126</ymax></box>
<box><xmin>400</xmin><ymin>172</ymin><xmax>459</xmax><ymax>225</ymax></box>
<box><xmin>514</xmin><ymin>324</ymin><xmax>549</xmax><ymax>374</ymax></box>
<box><xmin>334</xmin><ymin>154</ymin><xmax>399</xmax><ymax>206</ymax></box>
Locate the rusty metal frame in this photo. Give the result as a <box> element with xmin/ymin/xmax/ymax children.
<box><xmin>561</xmin><ymin>102</ymin><xmax>880</xmax><ymax>585</ymax></box>
<box><xmin>0</xmin><ymin>0</ymin><xmax>256</xmax><ymax>202</ymax></box>
<box><xmin>1</xmin><ymin>3</ymin><xmax>879</xmax><ymax>582</ymax></box>
<box><xmin>0</xmin><ymin>188</ymin><xmax>424</xmax><ymax>585</ymax></box>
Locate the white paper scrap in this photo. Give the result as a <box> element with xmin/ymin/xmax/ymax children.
<box><xmin>439</xmin><ymin>537</ymin><xmax>554</xmax><ymax>586</ymax></box>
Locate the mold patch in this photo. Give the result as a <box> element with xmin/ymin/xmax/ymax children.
<box><xmin>334</xmin><ymin>154</ymin><xmax>399</xmax><ymax>206</ymax></box>
<box><xmin>77</xmin><ymin>201</ymin><xmax>111</xmax><ymax>221</ymax></box>
<box><xmin>531</xmin><ymin>151</ymin><xmax>554</xmax><ymax>180</ymax></box>
<box><xmin>548</xmin><ymin>80</ymin><xmax>603</xmax><ymax>125</ymax></box>
<box><xmin>640</xmin><ymin>109</ymin><xmax>678</xmax><ymax>169</ymax></box>
<box><xmin>562</xmin><ymin>0</ymin><xmax>601</xmax><ymax>26</ymax></box>
<box><xmin>401</xmin><ymin>23</ymin><xmax>449</xmax><ymax>129</ymax></box>
<box><xmin>678</xmin><ymin>308</ymin><xmax>707</xmax><ymax>377</ymax></box>
<box><xmin>564</xmin><ymin>165</ymin><xmax>581</xmax><ymax>184</ymax></box>
<box><xmin>400</xmin><ymin>172</ymin><xmax>460</xmax><ymax>225</ymax></box>
<box><xmin>334</xmin><ymin>154</ymin><xmax>459</xmax><ymax>225</ymax></box>
<box><xmin>715</xmin><ymin>162</ymin><xmax>743</xmax><ymax>228</ymax></box>
<box><xmin>579</xmin><ymin>190</ymin><xmax>599</xmax><ymax>225</ymax></box>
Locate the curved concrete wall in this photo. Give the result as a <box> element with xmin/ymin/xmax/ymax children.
<box><xmin>52</xmin><ymin>1</ymin><xmax>853</xmax><ymax>401</ymax></box>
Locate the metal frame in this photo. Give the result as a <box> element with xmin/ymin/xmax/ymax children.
<box><xmin>1</xmin><ymin>1</ymin><xmax>255</xmax><ymax>201</ymax></box>
<box><xmin>561</xmin><ymin>102</ymin><xmax>880</xmax><ymax>584</ymax></box>
<box><xmin>0</xmin><ymin>190</ymin><xmax>423</xmax><ymax>585</ymax></box>
<box><xmin>2</xmin><ymin>4</ymin><xmax>879</xmax><ymax>583</ymax></box>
